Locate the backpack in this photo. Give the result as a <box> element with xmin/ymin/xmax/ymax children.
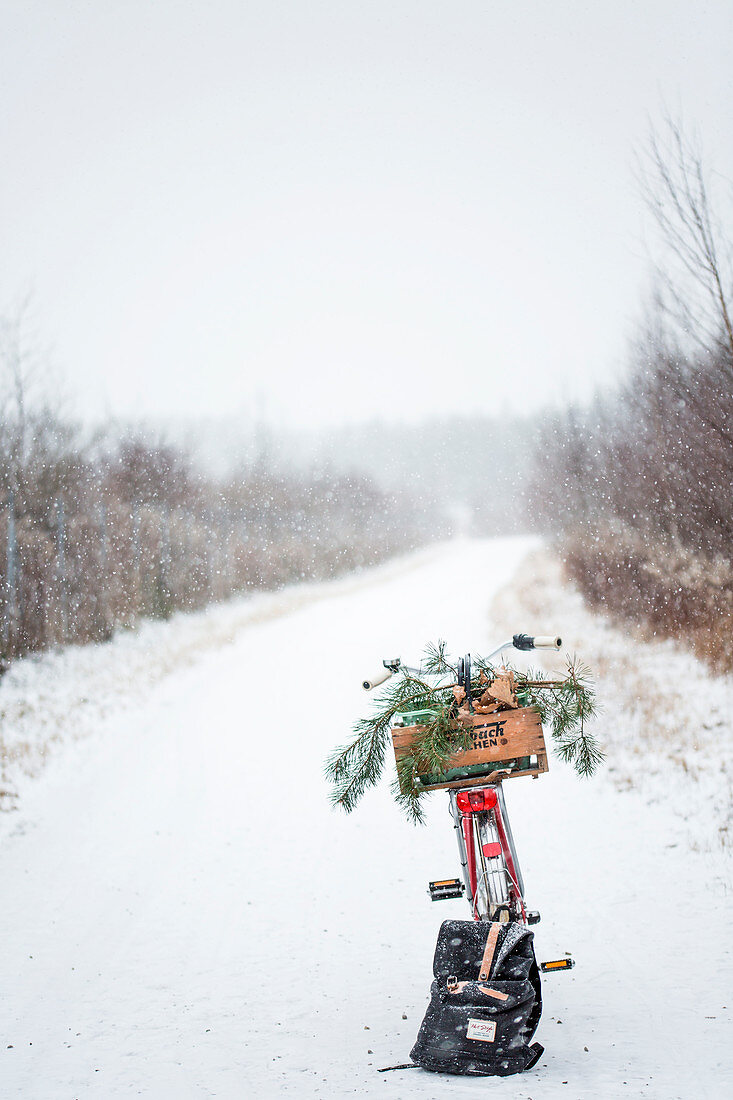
<box><xmin>410</xmin><ymin>919</ymin><xmax>543</xmax><ymax>1076</ymax></box>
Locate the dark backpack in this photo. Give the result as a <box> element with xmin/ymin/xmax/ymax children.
<box><xmin>410</xmin><ymin>919</ymin><xmax>543</xmax><ymax>1076</ymax></box>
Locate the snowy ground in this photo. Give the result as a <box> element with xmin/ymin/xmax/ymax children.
<box><xmin>0</xmin><ymin>538</ymin><xmax>731</xmax><ymax>1099</ymax></box>
<box><xmin>492</xmin><ymin>546</ymin><xmax>733</xmax><ymax>856</ymax></box>
<box><xmin>0</xmin><ymin>544</ymin><xmax>445</xmax><ymax>817</ymax></box>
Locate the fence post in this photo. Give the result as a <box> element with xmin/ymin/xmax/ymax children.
<box><xmin>99</xmin><ymin>501</ymin><xmax>109</xmax><ymax>632</ymax></box>
<box><xmin>99</xmin><ymin>502</ymin><xmax>108</xmax><ymax>574</ymax></box>
<box><xmin>132</xmin><ymin>502</ymin><xmax>141</xmax><ymax>571</ymax></box>
<box><xmin>159</xmin><ymin>505</ymin><xmax>172</xmax><ymax>617</ymax></box>
<box><xmin>221</xmin><ymin>512</ymin><xmax>233</xmax><ymax>598</ymax></box>
<box><xmin>56</xmin><ymin>498</ymin><xmax>68</xmax><ymax>642</ymax></box>
<box><xmin>180</xmin><ymin>509</ymin><xmax>191</xmax><ymax>606</ymax></box>
<box><xmin>131</xmin><ymin>501</ymin><xmax>141</xmax><ymax>616</ymax></box>
<box><xmin>203</xmin><ymin>508</ymin><xmax>213</xmax><ymax>600</ymax></box>
<box><xmin>4</xmin><ymin>491</ymin><xmax>18</xmax><ymax>654</ymax></box>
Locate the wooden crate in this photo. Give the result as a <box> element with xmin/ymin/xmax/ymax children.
<box><xmin>391</xmin><ymin>706</ymin><xmax>549</xmax><ymax>792</ymax></box>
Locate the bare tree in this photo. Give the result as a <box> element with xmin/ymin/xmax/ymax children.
<box><xmin>635</xmin><ymin>118</ymin><xmax>733</xmax><ymax>453</ymax></box>
<box><xmin>639</xmin><ymin>115</ymin><xmax>733</xmax><ymax>364</ymax></box>
<box><xmin>527</xmin><ymin>116</ymin><xmax>733</xmax><ymax>669</ymax></box>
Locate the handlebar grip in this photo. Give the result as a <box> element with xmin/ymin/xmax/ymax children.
<box><xmin>512</xmin><ymin>633</ymin><xmax>562</xmax><ymax>651</ymax></box>
<box><xmin>362</xmin><ymin>668</ymin><xmax>395</xmax><ymax>691</ymax></box>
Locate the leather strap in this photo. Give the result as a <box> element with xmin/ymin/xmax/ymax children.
<box><xmin>446</xmin><ymin>979</ymin><xmax>508</xmax><ymax>1001</ymax></box>
<box><xmin>480</xmin><ymin>986</ymin><xmax>508</xmax><ymax>1001</ymax></box>
<box><xmin>479</xmin><ymin>922</ymin><xmax>501</xmax><ymax>982</ymax></box>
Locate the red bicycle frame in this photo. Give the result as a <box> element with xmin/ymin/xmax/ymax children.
<box><xmin>449</xmin><ymin>784</ymin><xmax>528</xmax><ymax>924</ymax></box>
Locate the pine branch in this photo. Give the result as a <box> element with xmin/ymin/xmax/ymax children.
<box><xmin>519</xmin><ymin>657</ymin><xmax>603</xmax><ymax>777</ymax></box>
<box><xmin>391</xmin><ymin>754</ymin><xmax>427</xmax><ymax>825</ymax></box>
<box><xmin>324</xmin><ymin>669</ymin><xmax>445</xmax><ymax>811</ymax></box>
<box><xmin>472</xmin><ymin>654</ymin><xmax>498</xmax><ymax>681</ymax></box>
<box><xmin>422</xmin><ymin>639</ymin><xmax>459</xmax><ymax>679</ymax></box>
<box><xmin>325</xmin><ymin>643</ymin><xmax>603</xmax><ymax>822</ymax></box>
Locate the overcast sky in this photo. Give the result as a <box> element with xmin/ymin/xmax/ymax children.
<box><xmin>2</xmin><ymin>1</ymin><xmax>732</xmax><ymax>430</ymax></box>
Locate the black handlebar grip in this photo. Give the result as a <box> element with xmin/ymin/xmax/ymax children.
<box><xmin>513</xmin><ymin>634</ymin><xmax>563</xmax><ymax>651</ymax></box>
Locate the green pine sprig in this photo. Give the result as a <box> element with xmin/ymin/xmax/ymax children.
<box><xmin>525</xmin><ymin>657</ymin><xmax>602</xmax><ymax>776</ymax></box>
<box><xmin>326</xmin><ymin>642</ymin><xmax>602</xmax><ymax>823</ymax></box>
<box><xmin>324</xmin><ymin>668</ymin><xmax>442</xmax><ymax>813</ymax></box>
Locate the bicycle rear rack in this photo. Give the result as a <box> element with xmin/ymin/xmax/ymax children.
<box><xmin>447</xmin><ymin>784</ymin><xmax>532</xmax><ymax>924</ymax></box>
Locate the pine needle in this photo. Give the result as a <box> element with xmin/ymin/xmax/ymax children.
<box><xmin>325</xmin><ymin>643</ymin><xmax>602</xmax><ymax>822</ymax></box>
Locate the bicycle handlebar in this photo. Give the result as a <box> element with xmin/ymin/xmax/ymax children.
<box><xmin>361</xmin><ymin>634</ymin><xmax>562</xmax><ymax>689</ymax></box>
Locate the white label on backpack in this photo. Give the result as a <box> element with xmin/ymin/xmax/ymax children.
<box><xmin>466</xmin><ymin>1018</ymin><xmax>497</xmax><ymax>1043</ymax></box>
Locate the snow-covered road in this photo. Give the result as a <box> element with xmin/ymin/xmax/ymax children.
<box><xmin>1</xmin><ymin>539</ymin><xmax>731</xmax><ymax>1099</ymax></box>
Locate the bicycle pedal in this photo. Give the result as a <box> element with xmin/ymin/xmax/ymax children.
<box><xmin>540</xmin><ymin>956</ymin><xmax>575</xmax><ymax>972</ymax></box>
<box><xmin>526</xmin><ymin>910</ymin><xmax>541</xmax><ymax>925</ymax></box>
<box><xmin>428</xmin><ymin>878</ymin><xmax>465</xmax><ymax>901</ymax></box>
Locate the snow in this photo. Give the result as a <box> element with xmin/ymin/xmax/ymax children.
<box><xmin>0</xmin><ymin>542</ymin><xmax>446</xmax><ymax>816</ymax></box>
<box><xmin>491</xmin><ymin>546</ymin><xmax>733</xmax><ymax>855</ymax></box>
<box><xmin>0</xmin><ymin>537</ymin><xmax>731</xmax><ymax>1098</ymax></box>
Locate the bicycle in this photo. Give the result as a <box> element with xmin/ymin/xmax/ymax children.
<box><xmin>363</xmin><ymin>632</ymin><xmax>575</xmax><ymax>971</ymax></box>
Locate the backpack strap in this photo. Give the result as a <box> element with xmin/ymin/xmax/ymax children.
<box><xmin>478</xmin><ymin>922</ymin><xmax>501</xmax><ymax>982</ymax></box>
<box><xmin>446</xmin><ymin>979</ymin><xmax>509</xmax><ymax>1000</ymax></box>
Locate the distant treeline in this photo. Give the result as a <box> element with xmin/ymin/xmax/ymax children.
<box><xmin>529</xmin><ymin>121</ymin><xmax>733</xmax><ymax>671</ymax></box>
<box><xmin>291</xmin><ymin>414</ymin><xmax>536</xmax><ymax>536</ymax></box>
<box><xmin>0</xmin><ymin>329</ymin><xmax>439</xmax><ymax>664</ymax></box>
